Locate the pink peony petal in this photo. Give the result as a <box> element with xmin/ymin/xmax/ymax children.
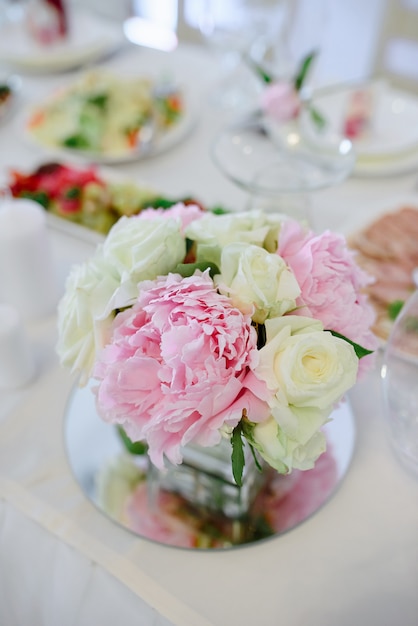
<box><xmin>94</xmin><ymin>271</ymin><xmax>271</xmax><ymax>468</ymax></box>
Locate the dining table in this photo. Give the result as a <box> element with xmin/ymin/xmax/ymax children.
<box><xmin>0</xmin><ymin>29</ymin><xmax>418</xmax><ymax>626</ymax></box>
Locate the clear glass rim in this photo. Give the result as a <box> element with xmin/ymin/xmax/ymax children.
<box><xmin>210</xmin><ymin>116</ymin><xmax>356</xmax><ymax>195</ymax></box>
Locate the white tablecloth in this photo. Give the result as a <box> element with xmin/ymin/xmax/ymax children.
<box><xmin>1</xmin><ymin>42</ymin><xmax>418</xmax><ymax>626</ymax></box>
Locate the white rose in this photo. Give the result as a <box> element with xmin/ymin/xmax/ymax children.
<box><xmin>57</xmin><ymin>215</ymin><xmax>186</xmax><ymax>383</ymax></box>
<box><xmin>215</xmin><ymin>242</ymin><xmax>300</xmax><ymax>323</ymax></box>
<box><xmin>103</xmin><ymin>214</ymin><xmax>186</xmax><ymax>302</ymax></box>
<box><xmin>248</xmin><ymin>315</ymin><xmax>358</xmax><ymax>471</ymax></box>
<box><xmin>256</xmin><ymin>315</ymin><xmax>359</xmax><ymax>410</ymax></box>
<box><xmin>56</xmin><ymin>252</ymin><xmax>120</xmax><ymax>383</ymax></box>
<box><xmin>185</xmin><ymin>210</ymin><xmax>287</xmax><ymax>266</ymax></box>
<box><xmin>248</xmin><ymin>415</ymin><xmax>327</xmax><ymax>473</ymax></box>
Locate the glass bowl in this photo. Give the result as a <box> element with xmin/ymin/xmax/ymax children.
<box><xmin>210</xmin><ymin>111</ymin><xmax>356</xmax><ymax>198</ymax></box>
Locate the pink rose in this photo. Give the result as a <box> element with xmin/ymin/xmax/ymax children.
<box><xmin>93</xmin><ymin>271</ymin><xmax>270</xmax><ymax>468</ymax></box>
<box><xmin>260</xmin><ymin>82</ymin><xmax>301</xmax><ymax>123</ymax></box>
<box><xmin>277</xmin><ymin>219</ymin><xmax>379</xmax><ymax>359</ymax></box>
<box><xmin>139</xmin><ymin>202</ymin><xmax>204</xmax><ymax>233</ymax></box>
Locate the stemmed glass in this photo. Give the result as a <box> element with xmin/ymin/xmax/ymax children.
<box><xmin>249</xmin><ymin>0</ymin><xmax>330</xmax><ymax>86</ymax></box>
<box><xmin>195</xmin><ymin>0</ymin><xmax>271</xmax><ymax>110</ymax></box>
<box><xmin>381</xmin><ymin>270</ymin><xmax>418</xmax><ymax>479</ymax></box>
<box><xmin>210</xmin><ymin>111</ymin><xmax>355</xmax><ymax>224</ymax></box>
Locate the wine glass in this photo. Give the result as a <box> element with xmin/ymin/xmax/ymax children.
<box><xmin>249</xmin><ymin>0</ymin><xmax>330</xmax><ymax>86</ymax></box>
<box><xmin>210</xmin><ymin>114</ymin><xmax>355</xmax><ymax>224</ymax></box>
<box><xmin>194</xmin><ymin>0</ymin><xmax>271</xmax><ymax>111</ymax></box>
<box><xmin>381</xmin><ymin>271</ymin><xmax>418</xmax><ymax>479</ymax></box>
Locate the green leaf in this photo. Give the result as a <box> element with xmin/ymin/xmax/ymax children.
<box><xmin>174</xmin><ymin>261</ymin><xmax>220</xmax><ymax>278</ymax></box>
<box><xmin>21</xmin><ymin>190</ymin><xmax>50</xmax><ymax>209</ymax></box>
<box><xmin>294</xmin><ymin>50</ymin><xmax>317</xmax><ymax>91</ymax></box>
<box><xmin>86</xmin><ymin>93</ymin><xmax>109</xmax><ymax>110</ymax></box>
<box><xmin>255</xmin><ymin>322</ymin><xmax>266</xmax><ymax>350</ymax></box>
<box><xmin>388</xmin><ymin>300</ymin><xmax>404</xmax><ymax>321</ymax></box>
<box><xmin>210</xmin><ymin>205</ymin><xmax>230</xmax><ymax>215</ymax></box>
<box><xmin>64</xmin><ymin>186</ymin><xmax>81</xmax><ymax>200</ymax></box>
<box><xmin>139</xmin><ymin>195</ymin><xmax>196</xmax><ymax>210</ymax></box>
<box><xmin>0</xmin><ymin>84</ymin><xmax>11</xmax><ymax>99</ymax></box>
<box><xmin>249</xmin><ymin>443</ymin><xmax>263</xmax><ymax>472</ymax></box>
<box><xmin>252</xmin><ymin>64</ymin><xmax>273</xmax><ymax>84</ymax></box>
<box><xmin>62</xmin><ymin>133</ymin><xmax>90</xmax><ymax>149</ymax></box>
<box><xmin>117</xmin><ymin>426</ymin><xmax>148</xmax><ymax>455</ymax></box>
<box><xmin>141</xmin><ymin>196</ymin><xmax>177</xmax><ymax>209</ymax></box>
<box><xmin>242</xmin><ymin>54</ymin><xmax>273</xmax><ymax>84</ymax></box>
<box><xmin>329</xmin><ymin>330</ymin><xmax>373</xmax><ymax>359</ymax></box>
<box><xmin>309</xmin><ymin>105</ymin><xmax>327</xmax><ymax>130</ymax></box>
<box><xmin>231</xmin><ymin>424</ymin><xmax>245</xmax><ymax>486</ymax></box>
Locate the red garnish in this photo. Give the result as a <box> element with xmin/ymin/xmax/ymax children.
<box><xmin>9</xmin><ymin>162</ymin><xmax>105</xmax><ymax>215</ymax></box>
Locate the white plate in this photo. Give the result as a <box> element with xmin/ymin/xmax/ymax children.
<box><xmin>312</xmin><ymin>82</ymin><xmax>418</xmax><ymax>160</ymax></box>
<box><xmin>353</xmin><ymin>146</ymin><xmax>418</xmax><ymax>178</ymax></box>
<box><xmin>20</xmin><ymin>85</ymin><xmax>197</xmax><ymax>165</ymax></box>
<box><xmin>45</xmin><ymin>211</ymin><xmax>106</xmax><ymax>246</ymax></box>
<box><xmin>0</xmin><ymin>7</ymin><xmax>124</xmax><ymax>73</ymax></box>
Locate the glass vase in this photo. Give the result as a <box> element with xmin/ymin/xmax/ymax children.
<box><xmin>381</xmin><ymin>286</ymin><xmax>418</xmax><ymax>478</ymax></box>
<box><xmin>146</xmin><ymin>437</ymin><xmax>268</xmax><ymax>545</ymax></box>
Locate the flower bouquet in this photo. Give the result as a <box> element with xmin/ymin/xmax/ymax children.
<box><xmin>58</xmin><ymin>202</ymin><xmax>377</xmax><ymax>543</ymax></box>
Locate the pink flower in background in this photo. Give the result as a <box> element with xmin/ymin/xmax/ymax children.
<box><xmin>138</xmin><ymin>202</ymin><xmax>204</xmax><ymax>233</ymax></box>
<box><xmin>277</xmin><ymin>219</ymin><xmax>379</xmax><ymax>358</ymax></box>
<box><xmin>260</xmin><ymin>82</ymin><xmax>301</xmax><ymax>123</ymax></box>
<box><xmin>94</xmin><ymin>271</ymin><xmax>271</xmax><ymax>468</ymax></box>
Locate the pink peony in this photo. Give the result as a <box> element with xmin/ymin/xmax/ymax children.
<box><xmin>138</xmin><ymin>202</ymin><xmax>204</xmax><ymax>233</ymax></box>
<box><xmin>260</xmin><ymin>82</ymin><xmax>301</xmax><ymax>123</ymax></box>
<box><xmin>93</xmin><ymin>271</ymin><xmax>271</xmax><ymax>468</ymax></box>
<box><xmin>277</xmin><ymin>219</ymin><xmax>379</xmax><ymax>357</ymax></box>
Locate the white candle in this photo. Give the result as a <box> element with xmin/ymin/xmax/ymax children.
<box><xmin>0</xmin><ymin>304</ymin><xmax>35</xmax><ymax>389</ymax></box>
<box><xmin>0</xmin><ymin>198</ymin><xmax>58</xmax><ymax>320</ymax></box>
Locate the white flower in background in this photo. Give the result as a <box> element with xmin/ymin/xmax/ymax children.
<box><xmin>56</xmin><ymin>251</ymin><xmax>120</xmax><ymax>383</ymax></box>
<box><xmin>57</xmin><ymin>214</ymin><xmax>186</xmax><ymax>383</ymax></box>
<box><xmin>102</xmin><ymin>214</ymin><xmax>186</xmax><ymax>303</ymax></box>
<box><xmin>215</xmin><ymin>242</ymin><xmax>300</xmax><ymax>323</ymax></box>
<box><xmin>185</xmin><ymin>210</ymin><xmax>287</xmax><ymax>266</ymax></box>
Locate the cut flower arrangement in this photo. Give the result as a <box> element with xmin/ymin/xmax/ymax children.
<box><xmin>57</xmin><ymin>203</ymin><xmax>378</xmax><ymax>489</ymax></box>
<box><xmin>254</xmin><ymin>50</ymin><xmax>326</xmax><ymax>130</ymax></box>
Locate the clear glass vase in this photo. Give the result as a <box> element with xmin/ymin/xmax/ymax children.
<box><xmin>146</xmin><ymin>437</ymin><xmax>268</xmax><ymax>544</ymax></box>
<box><xmin>381</xmin><ymin>286</ymin><xmax>418</xmax><ymax>478</ymax></box>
